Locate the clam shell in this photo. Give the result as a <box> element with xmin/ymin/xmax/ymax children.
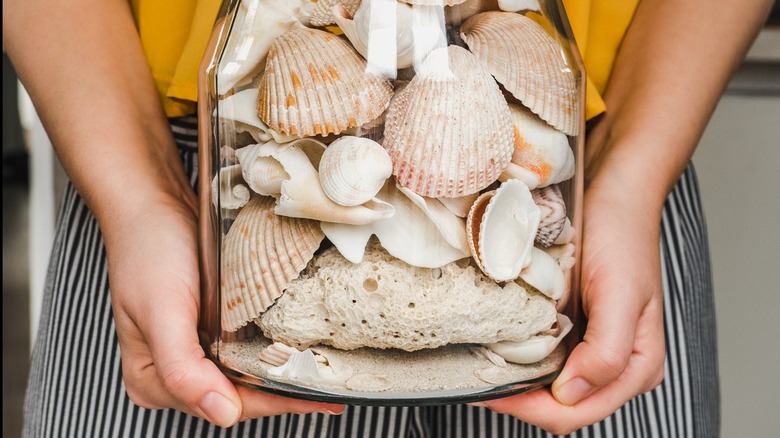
<box><xmin>485</xmin><ymin>313</ymin><xmax>572</xmax><ymax>364</ymax></box>
<box><xmin>466</xmin><ymin>179</ymin><xmax>541</xmax><ymax>281</ymax></box>
<box><xmin>532</xmin><ymin>185</ymin><xmax>567</xmax><ymax>247</ymax></box>
<box><xmin>221</xmin><ymin>196</ymin><xmax>324</xmax><ymax>332</ymax></box>
<box><xmin>319</xmin><ymin>136</ymin><xmax>393</xmax><ymax>206</ymax></box>
<box><xmin>257</xmin><ymin>28</ymin><xmax>394</xmax><ymax>137</ymax></box>
<box><xmin>499</xmin><ymin>104</ymin><xmax>575</xmax><ymax>189</ymax></box>
<box><xmin>460</xmin><ymin>11</ymin><xmax>579</xmax><ymax>135</ymax></box>
<box><xmin>383</xmin><ymin>45</ymin><xmax>514</xmax><ymax>198</ymax></box>
<box><xmin>307</xmin><ymin>0</ymin><xmax>361</xmax><ymax>27</ymax></box>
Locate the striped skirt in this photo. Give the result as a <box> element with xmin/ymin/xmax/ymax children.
<box><xmin>23</xmin><ymin>117</ymin><xmax>719</xmax><ymax>437</ymax></box>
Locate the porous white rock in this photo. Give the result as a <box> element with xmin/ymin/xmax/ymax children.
<box><xmin>257</xmin><ymin>240</ymin><xmax>557</xmax><ymax>352</ymax></box>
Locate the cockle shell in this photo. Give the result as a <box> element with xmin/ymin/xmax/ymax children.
<box><xmin>257</xmin><ymin>28</ymin><xmax>394</xmax><ymax>137</ymax></box>
<box><xmin>383</xmin><ymin>45</ymin><xmax>514</xmax><ymax>198</ymax></box>
<box><xmin>221</xmin><ymin>196</ymin><xmax>324</xmax><ymax>332</ymax></box>
<box><xmin>485</xmin><ymin>313</ymin><xmax>572</xmax><ymax>364</ymax></box>
<box><xmin>460</xmin><ymin>11</ymin><xmax>579</xmax><ymax>135</ymax></box>
<box><xmin>532</xmin><ymin>185</ymin><xmax>567</xmax><ymax>247</ymax></box>
<box><xmin>498</xmin><ymin>0</ymin><xmax>540</xmax><ymax>12</ymax></box>
<box><xmin>319</xmin><ymin>136</ymin><xmax>393</xmax><ymax>206</ymax></box>
<box><xmin>519</xmin><ymin>247</ymin><xmax>565</xmax><ymax>300</ymax></box>
<box><xmin>217</xmin><ymin>0</ymin><xmax>306</xmax><ymax>95</ymax></box>
<box><xmin>218</xmin><ymin>89</ymin><xmax>299</xmax><ymax>144</ymax></box>
<box><xmin>466</xmin><ymin>179</ymin><xmax>541</xmax><ymax>282</ymax></box>
<box><xmin>499</xmin><ymin>105</ymin><xmax>575</xmax><ymax>189</ymax></box>
<box><xmin>321</xmin><ymin>180</ymin><xmax>469</xmax><ymax>268</ymax></box>
<box><xmin>236</xmin><ymin>142</ymin><xmax>395</xmax><ymax>225</ymax></box>
<box><xmin>332</xmin><ymin>0</ymin><xmax>445</xmax><ymax>77</ymax></box>
<box><xmin>211</xmin><ymin>164</ymin><xmax>250</xmax><ymax>211</ymax></box>
<box><xmin>307</xmin><ymin>0</ymin><xmax>361</xmax><ymax>27</ymax></box>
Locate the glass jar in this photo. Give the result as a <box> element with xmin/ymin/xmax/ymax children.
<box><xmin>198</xmin><ymin>0</ymin><xmax>584</xmax><ymax>405</ymax></box>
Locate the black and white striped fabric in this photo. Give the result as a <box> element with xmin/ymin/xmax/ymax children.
<box><xmin>23</xmin><ymin>117</ymin><xmax>719</xmax><ymax>437</ymax></box>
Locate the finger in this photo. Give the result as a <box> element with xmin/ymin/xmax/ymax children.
<box><xmin>236</xmin><ymin>386</ymin><xmax>346</xmax><ymax>420</ymax></box>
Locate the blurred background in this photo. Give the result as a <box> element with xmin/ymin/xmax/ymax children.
<box><xmin>3</xmin><ymin>5</ymin><xmax>780</xmax><ymax>437</ymax></box>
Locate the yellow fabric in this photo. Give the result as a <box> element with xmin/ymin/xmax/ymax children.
<box><xmin>133</xmin><ymin>0</ymin><xmax>638</xmax><ymax>120</ymax></box>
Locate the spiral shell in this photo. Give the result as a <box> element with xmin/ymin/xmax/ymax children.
<box><xmin>460</xmin><ymin>11</ymin><xmax>579</xmax><ymax>135</ymax></box>
<box><xmin>257</xmin><ymin>28</ymin><xmax>393</xmax><ymax>137</ymax></box>
<box><xmin>221</xmin><ymin>196</ymin><xmax>324</xmax><ymax>332</ymax></box>
<box><xmin>383</xmin><ymin>45</ymin><xmax>513</xmax><ymax>198</ymax></box>
<box><xmin>532</xmin><ymin>185</ymin><xmax>567</xmax><ymax>247</ymax></box>
<box><xmin>319</xmin><ymin>136</ymin><xmax>393</xmax><ymax>206</ymax></box>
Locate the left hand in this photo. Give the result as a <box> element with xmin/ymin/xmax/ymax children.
<box><xmin>473</xmin><ymin>175</ymin><xmax>666</xmax><ymax>435</ymax></box>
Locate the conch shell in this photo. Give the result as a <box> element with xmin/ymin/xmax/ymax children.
<box><xmin>332</xmin><ymin>0</ymin><xmax>445</xmax><ymax>77</ymax></box>
<box><xmin>319</xmin><ymin>136</ymin><xmax>393</xmax><ymax>206</ymax></box>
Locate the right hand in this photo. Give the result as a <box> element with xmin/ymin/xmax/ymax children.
<box><xmin>103</xmin><ymin>191</ymin><xmax>344</xmax><ymax>427</ymax></box>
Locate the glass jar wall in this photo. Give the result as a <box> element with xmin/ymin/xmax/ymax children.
<box><xmin>199</xmin><ymin>0</ymin><xmax>584</xmax><ymax>405</ymax></box>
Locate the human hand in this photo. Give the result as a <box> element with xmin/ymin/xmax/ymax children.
<box><xmin>103</xmin><ymin>192</ymin><xmax>344</xmax><ymax>428</ymax></box>
<box><xmin>473</xmin><ymin>176</ymin><xmax>666</xmax><ymax>435</ymax></box>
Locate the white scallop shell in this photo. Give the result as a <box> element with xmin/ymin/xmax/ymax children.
<box><xmin>519</xmin><ymin>247</ymin><xmax>565</xmax><ymax>300</ymax></box>
<box><xmin>221</xmin><ymin>196</ymin><xmax>324</xmax><ymax>332</ymax></box>
<box><xmin>499</xmin><ymin>104</ymin><xmax>575</xmax><ymax>189</ymax></box>
<box><xmin>485</xmin><ymin>313</ymin><xmax>572</xmax><ymax>364</ymax></box>
<box><xmin>217</xmin><ymin>0</ymin><xmax>306</xmax><ymax>95</ymax></box>
<box><xmin>319</xmin><ymin>136</ymin><xmax>393</xmax><ymax>206</ymax></box>
<box><xmin>383</xmin><ymin>45</ymin><xmax>514</xmax><ymax>198</ymax></box>
<box><xmin>333</xmin><ymin>0</ymin><xmax>445</xmax><ymax>77</ymax></box>
<box><xmin>532</xmin><ymin>185</ymin><xmax>567</xmax><ymax>247</ymax></box>
<box><xmin>218</xmin><ymin>89</ymin><xmax>299</xmax><ymax>144</ymax></box>
<box><xmin>257</xmin><ymin>28</ymin><xmax>394</xmax><ymax>137</ymax></box>
<box><xmin>460</xmin><ymin>11</ymin><xmax>579</xmax><ymax>135</ymax></box>
<box><xmin>211</xmin><ymin>164</ymin><xmax>250</xmax><ymax>211</ymax></box>
<box><xmin>321</xmin><ymin>180</ymin><xmax>470</xmax><ymax>268</ymax></box>
<box><xmin>466</xmin><ymin>179</ymin><xmax>541</xmax><ymax>281</ymax></box>
<box><xmin>307</xmin><ymin>0</ymin><xmax>361</xmax><ymax>27</ymax></box>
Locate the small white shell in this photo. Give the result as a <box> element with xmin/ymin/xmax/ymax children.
<box><xmin>466</xmin><ymin>179</ymin><xmax>541</xmax><ymax>281</ymax></box>
<box><xmin>319</xmin><ymin>136</ymin><xmax>393</xmax><ymax>206</ymax></box>
<box><xmin>519</xmin><ymin>247</ymin><xmax>565</xmax><ymax>300</ymax></box>
<box><xmin>468</xmin><ymin>345</ymin><xmax>507</xmax><ymax>367</ymax></box>
<box><xmin>345</xmin><ymin>374</ymin><xmax>392</xmax><ymax>392</ymax></box>
<box><xmin>211</xmin><ymin>164</ymin><xmax>250</xmax><ymax>211</ymax></box>
<box><xmin>485</xmin><ymin>313</ymin><xmax>573</xmax><ymax>364</ymax></box>
<box><xmin>554</xmin><ymin>218</ymin><xmax>576</xmax><ymax>245</ymax></box>
<box><xmin>474</xmin><ymin>366</ymin><xmax>512</xmax><ymax>384</ymax></box>
<box><xmin>267</xmin><ymin>349</ymin><xmax>353</xmax><ymax>386</ymax></box>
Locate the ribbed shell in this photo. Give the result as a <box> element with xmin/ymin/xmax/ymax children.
<box><xmin>460</xmin><ymin>11</ymin><xmax>579</xmax><ymax>136</ymax></box>
<box><xmin>308</xmin><ymin>0</ymin><xmax>361</xmax><ymax>27</ymax></box>
<box><xmin>532</xmin><ymin>185</ymin><xmax>567</xmax><ymax>247</ymax></box>
<box><xmin>221</xmin><ymin>196</ymin><xmax>324</xmax><ymax>332</ymax></box>
<box><xmin>383</xmin><ymin>45</ymin><xmax>513</xmax><ymax>198</ymax></box>
<box><xmin>257</xmin><ymin>28</ymin><xmax>393</xmax><ymax>137</ymax></box>
<box><xmin>319</xmin><ymin>136</ymin><xmax>392</xmax><ymax>206</ymax></box>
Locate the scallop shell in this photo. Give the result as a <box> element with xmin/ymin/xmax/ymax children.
<box><xmin>499</xmin><ymin>104</ymin><xmax>575</xmax><ymax>189</ymax></box>
<box><xmin>460</xmin><ymin>11</ymin><xmax>579</xmax><ymax>135</ymax></box>
<box><xmin>221</xmin><ymin>196</ymin><xmax>324</xmax><ymax>332</ymax></box>
<box><xmin>466</xmin><ymin>179</ymin><xmax>541</xmax><ymax>282</ymax></box>
<box><xmin>485</xmin><ymin>313</ymin><xmax>573</xmax><ymax>364</ymax></box>
<box><xmin>383</xmin><ymin>45</ymin><xmax>514</xmax><ymax>198</ymax></box>
<box><xmin>257</xmin><ymin>28</ymin><xmax>394</xmax><ymax>137</ymax></box>
<box><xmin>333</xmin><ymin>0</ymin><xmax>445</xmax><ymax>76</ymax></box>
<box><xmin>532</xmin><ymin>185</ymin><xmax>567</xmax><ymax>247</ymax></box>
<box><xmin>319</xmin><ymin>136</ymin><xmax>393</xmax><ymax>206</ymax></box>
<box><xmin>307</xmin><ymin>0</ymin><xmax>361</xmax><ymax>27</ymax></box>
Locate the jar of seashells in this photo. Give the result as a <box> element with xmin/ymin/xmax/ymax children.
<box><xmin>198</xmin><ymin>0</ymin><xmax>584</xmax><ymax>404</ymax></box>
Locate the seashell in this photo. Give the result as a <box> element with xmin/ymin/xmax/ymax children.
<box><xmin>437</xmin><ymin>193</ymin><xmax>479</xmax><ymax>218</ymax></box>
<box><xmin>345</xmin><ymin>373</ymin><xmax>392</xmax><ymax>392</ymax></box>
<box><xmin>321</xmin><ymin>180</ymin><xmax>470</xmax><ymax>268</ymax></box>
<box><xmin>466</xmin><ymin>179</ymin><xmax>541</xmax><ymax>282</ymax></box>
<box><xmin>217</xmin><ymin>0</ymin><xmax>306</xmax><ymax>95</ymax></box>
<box><xmin>445</xmin><ymin>0</ymin><xmax>498</xmax><ymax>26</ymax></box>
<box><xmin>257</xmin><ymin>28</ymin><xmax>394</xmax><ymax>137</ymax></box>
<box><xmin>211</xmin><ymin>164</ymin><xmax>250</xmax><ymax>211</ymax></box>
<box><xmin>258</xmin><ymin>342</ymin><xmax>301</xmax><ymax>366</ymax></box>
<box><xmin>319</xmin><ymin>136</ymin><xmax>393</xmax><ymax>206</ymax></box>
<box><xmin>267</xmin><ymin>349</ymin><xmax>350</xmax><ymax>386</ymax></box>
<box><xmin>485</xmin><ymin>313</ymin><xmax>573</xmax><ymax>364</ymax></box>
<box><xmin>519</xmin><ymin>247</ymin><xmax>565</xmax><ymax>300</ymax></box>
<box><xmin>499</xmin><ymin>105</ymin><xmax>575</xmax><ymax>189</ymax></box>
<box><xmin>469</xmin><ymin>345</ymin><xmax>507</xmax><ymax>367</ymax></box>
<box><xmin>383</xmin><ymin>45</ymin><xmax>514</xmax><ymax>198</ymax></box>
<box><xmin>498</xmin><ymin>0</ymin><xmax>540</xmax><ymax>12</ymax></box>
<box><xmin>307</xmin><ymin>0</ymin><xmax>361</xmax><ymax>27</ymax></box>
<box><xmin>532</xmin><ymin>185</ymin><xmax>567</xmax><ymax>247</ymax></box>
<box><xmin>460</xmin><ymin>11</ymin><xmax>579</xmax><ymax>135</ymax></box>
<box><xmin>554</xmin><ymin>218</ymin><xmax>575</xmax><ymax>245</ymax></box>
<box><xmin>221</xmin><ymin>196</ymin><xmax>324</xmax><ymax>331</ymax></box>
<box><xmin>398</xmin><ymin>0</ymin><xmax>467</xmax><ymax>6</ymax></box>
<box><xmin>333</xmin><ymin>0</ymin><xmax>445</xmax><ymax>77</ymax></box>
<box><xmin>474</xmin><ymin>366</ymin><xmax>513</xmax><ymax>384</ymax></box>
<box><xmin>545</xmin><ymin>242</ymin><xmax>576</xmax><ymax>271</ymax></box>
<box><xmin>218</xmin><ymin>89</ymin><xmax>299</xmax><ymax>144</ymax></box>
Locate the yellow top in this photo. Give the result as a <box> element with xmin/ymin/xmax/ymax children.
<box><xmin>131</xmin><ymin>0</ymin><xmax>638</xmax><ymax>120</ymax></box>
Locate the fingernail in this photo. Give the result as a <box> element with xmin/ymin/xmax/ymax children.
<box><xmin>200</xmin><ymin>392</ymin><xmax>240</xmax><ymax>428</ymax></box>
<box><xmin>319</xmin><ymin>409</ymin><xmax>344</xmax><ymax>416</ymax></box>
<box><xmin>555</xmin><ymin>377</ymin><xmax>593</xmax><ymax>405</ymax></box>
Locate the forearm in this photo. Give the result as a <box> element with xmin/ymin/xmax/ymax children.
<box><xmin>3</xmin><ymin>0</ymin><xmax>195</xmax><ymax>228</ymax></box>
<box><xmin>586</xmin><ymin>0</ymin><xmax>773</xmax><ymax>211</ymax></box>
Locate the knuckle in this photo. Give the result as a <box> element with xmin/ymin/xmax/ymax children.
<box><xmin>592</xmin><ymin>346</ymin><xmax>629</xmax><ymax>378</ymax></box>
<box><xmin>160</xmin><ymin>362</ymin><xmax>194</xmax><ymax>395</ymax></box>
